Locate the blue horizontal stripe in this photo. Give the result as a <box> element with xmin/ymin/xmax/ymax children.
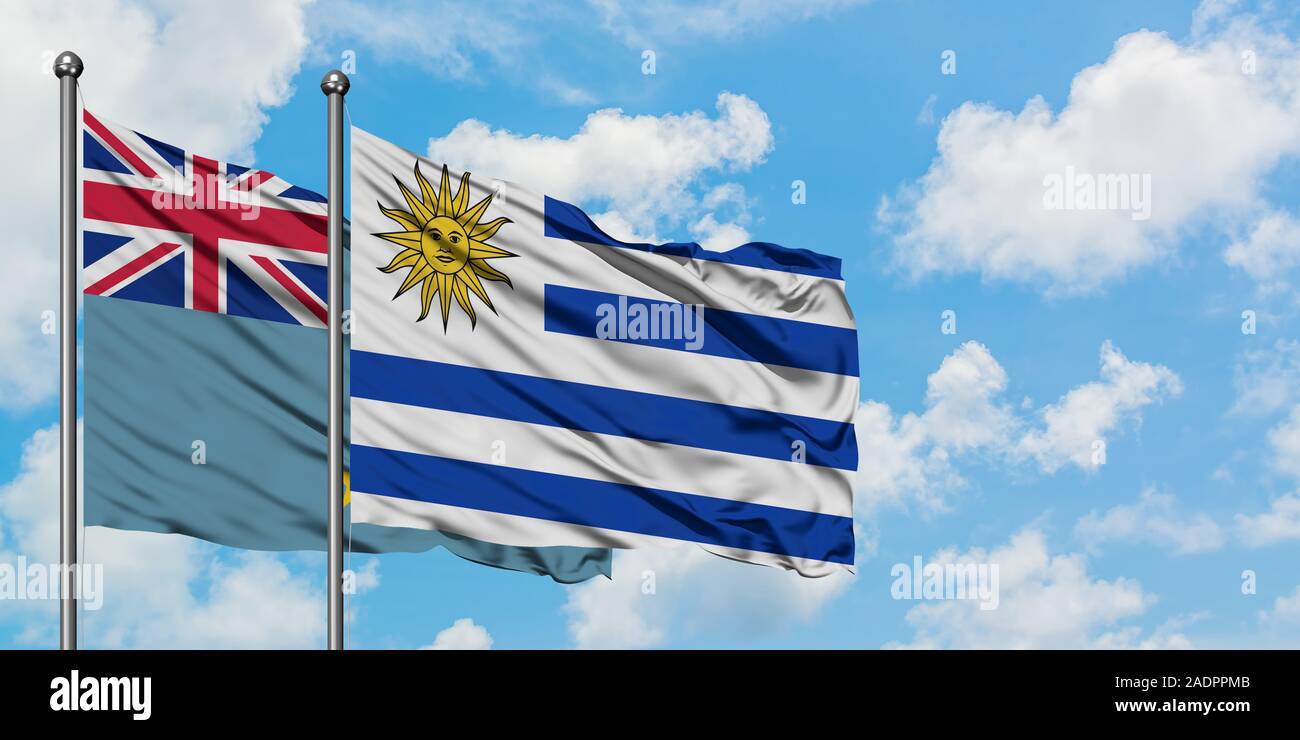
<box><xmin>543</xmin><ymin>196</ymin><xmax>843</xmax><ymax>280</ymax></box>
<box><xmin>351</xmin><ymin>445</ymin><xmax>855</xmax><ymax>564</ymax></box>
<box><xmin>352</xmin><ymin>351</ymin><xmax>857</xmax><ymax>471</ymax></box>
<box><xmin>543</xmin><ymin>284</ymin><xmax>858</xmax><ymax>376</ymax></box>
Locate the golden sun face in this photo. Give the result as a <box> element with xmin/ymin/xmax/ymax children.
<box><xmin>374</xmin><ymin>163</ymin><xmax>516</xmax><ymax>329</ymax></box>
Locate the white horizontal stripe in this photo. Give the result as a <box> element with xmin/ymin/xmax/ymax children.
<box><xmin>362</xmin><ymin>320</ymin><xmax>854</xmax><ymax>420</ymax></box>
<box><xmin>352</xmin><ymin>399</ymin><xmax>854</xmax><ymax>517</ymax></box>
<box><xmin>562</xmin><ymin>236</ymin><xmax>855</xmax><ymax>329</ymax></box>
<box><xmin>350</xmin><ymin>491</ymin><xmax>850</xmax><ymax>577</ymax></box>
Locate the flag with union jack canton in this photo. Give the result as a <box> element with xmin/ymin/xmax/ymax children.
<box><xmin>82</xmin><ymin>110</ymin><xmax>330</xmax><ymax>326</ymax></box>
<box><xmin>80</xmin><ymin>110</ymin><xmax>611</xmax><ymax>582</ymax></box>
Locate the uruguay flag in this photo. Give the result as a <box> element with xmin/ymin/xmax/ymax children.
<box><xmin>350</xmin><ymin>127</ymin><xmax>858</xmax><ymax>576</ymax></box>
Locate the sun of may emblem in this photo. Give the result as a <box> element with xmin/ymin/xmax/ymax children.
<box><xmin>374</xmin><ymin>163</ymin><xmax>516</xmax><ymax>329</ymax></box>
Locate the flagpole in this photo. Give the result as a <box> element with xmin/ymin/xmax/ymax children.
<box><xmin>321</xmin><ymin>69</ymin><xmax>350</xmax><ymax>651</ymax></box>
<box><xmin>54</xmin><ymin>51</ymin><xmax>83</xmax><ymax>652</ymax></box>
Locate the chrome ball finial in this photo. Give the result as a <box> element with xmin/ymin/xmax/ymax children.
<box><xmin>53</xmin><ymin>51</ymin><xmax>83</xmax><ymax>79</ymax></box>
<box><xmin>320</xmin><ymin>69</ymin><xmax>350</xmax><ymax>96</ymax></box>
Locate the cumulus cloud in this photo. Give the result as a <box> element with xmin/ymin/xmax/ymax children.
<box><xmin>1266</xmin><ymin>406</ymin><xmax>1300</xmax><ymax>480</ymax></box>
<box><xmin>1231</xmin><ymin>339</ymin><xmax>1300</xmax><ymax>417</ymax></box>
<box><xmin>1236</xmin><ymin>492</ymin><xmax>1300</xmax><ymax>547</ymax></box>
<box><xmin>1075</xmin><ymin>488</ymin><xmax>1225</xmax><ymax>555</ymax></box>
<box><xmin>854</xmin><ymin>342</ymin><xmax>1013</xmax><ymax>514</ymax></box>
<box><xmin>1225</xmin><ymin>210</ymin><xmax>1300</xmax><ymax>294</ymax></box>
<box><xmin>0</xmin><ymin>424</ymin><xmax>325</xmax><ymax>648</ymax></box>
<box><xmin>309</xmin><ymin>0</ymin><xmax>533</xmax><ymax>80</ymax></box>
<box><xmin>879</xmin><ymin>6</ymin><xmax>1300</xmax><ymax>293</ymax></box>
<box><xmin>1016</xmin><ymin>341</ymin><xmax>1182</xmax><ymax>473</ymax></box>
<box><xmin>422</xmin><ymin>618</ymin><xmax>493</xmax><ymax>650</ymax></box>
<box><xmin>0</xmin><ymin>1</ymin><xmax>312</xmax><ymax>409</ymax></box>
<box><xmin>563</xmin><ymin>544</ymin><xmax>851</xmax><ymax>649</ymax></box>
<box><xmin>857</xmin><ymin>341</ymin><xmax>1180</xmax><ymax>514</ymax></box>
<box><xmin>888</xmin><ymin>529</ymin><xmax>1181</xmax><ymax>649</ymax></box>
<box><xmin>1260</xmin><ymin>585</ymin><xmax>1300</xmax><ymax>625</ymax></box>
<box><xmin>427</xmin><ymin>92</ymin><xmax>773</xmax><ymax>237</ymax></box>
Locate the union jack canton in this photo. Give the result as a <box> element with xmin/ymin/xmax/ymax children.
<box><xmin>82</xmin><ymin>110</ymin><xmax>329</xmax><ymax>327</ymax></box>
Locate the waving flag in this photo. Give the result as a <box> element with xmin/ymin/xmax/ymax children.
<box><xmin>81</xmin><ymin>111</ymin><xmax>610</xmax><ymax>582</ymax></box>
<box><xmin>349</xmin><ymin>127</ymin><xmax>858</xmax><ymax>576</ymax></box>
<box><xmin>82</xmin><ymin>110</ymin><xmax>330</xmax><ymax>325</ymax></box>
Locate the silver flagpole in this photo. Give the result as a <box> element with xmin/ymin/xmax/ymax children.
<box><xmin>54</xmin><ymin>50</ymin><xmax>83</xmax><ymax>652</ymax></box>
<box><xmin>321</xmin><ymin>69</ymin><xmax>349</xmax><ymax>651</ymax></box>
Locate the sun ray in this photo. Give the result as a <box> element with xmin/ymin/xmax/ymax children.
<box><xmin>436</xmin><ymin>272</ymin><xmax>452</xmax><ymax>329</ymax></box>
<box><xmin>379</xmin><ymin>203</ymin><xmax>420</xmax><ymax>231</ymax></box>
<box><xmin>437</xmin><ymin>165</ymin><xmax>453</xmax><ymax>217</ymax></box>
<box><xmin>458</xmin><ymin>266</ymin><xmax>494</xmax><ymax>311</ymax></box>
<box><xmin>470</xmin><ymin>260</ymin><xmax>512</xmax><ymax>285</ymax></box>
<box><xmin>379</xmin><ymin>248</ymin><xmax>422</xmax><ymax>273</ymax></box>
<box><xmin>375</xmin><ymin>230</ymin><xmax>422</xmax><ymax>250</ymax></box>
<box><xmin>414</xmin><ymin>163</ymin><xmax>440</xmax><ymax>217</ymax></box>
<box><xmin>418</xmin><ymin>270</ymin><xmax>439</xmax><ymax>321</ymax></box>
<box><xmin>452</xmin><ymin>277</ymin><xmax>476</xmax><ymax>327</ymax></box>
<box><xmin>395</xmin><ymin>262</ymin><xmax>433</xmax><ymax>298</ymax></box>
<box><xmin>470</xmin><ymin>216</ymin><xmax>511</xmax><ymax>242</ymax></box>
<box><xmin>468</xmin><ymin>240</ymin><xmax>515</xmax><ymax>259</ymax></box>
<box><xmin>394</xmin><ymin>176</ymin><xmax>434</xmax><ymax>223</ymax></box>
<box><xmin>451</xmin><ymin>171</ymin><xmax>471</xmax><ymax>216</ymax></box>
<box><xmin>457</xmin><ymin>193</ymin><xmax>493</xmax><ymax>231</ymax></box>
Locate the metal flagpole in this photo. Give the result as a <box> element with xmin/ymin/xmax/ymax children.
<box><xmin>54</xmin><ymin>50</ymin><xmax>83</xmax><ymax>652</ymax></box>
<box><xmin>321</xmin><ymin>69</ymin><xmax>350</xmax><ymax>651</ymax></box>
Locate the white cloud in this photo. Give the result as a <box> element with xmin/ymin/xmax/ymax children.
<box><xmin>916</xmin><ymin>94</ymin><xmax>938</xmax><ymax>126</ymax></box>
<box><xmin>1225</xmin><ymin>210</ymin><xmax>1300</xmax><ymax>293</ymax></box>
<box><xmin>0</xmin><ymin>424</ymin><xmax>325</xmax><ymax>648</ymax></box>
<box><xmin>422</xmin><ymin>618</ymin><xmax>493</xmax><ymax>650</ymax></box>
<box><xmin>589</xmin><ymin>0</ymin><xmax>871</xmax><ymax>47</ymax></box>
<box><xmin>427</xmin><ymin>92</ymin><xmax>773</xmax><ymax>237</ymax></box>
<box><xmin>857</xmin><ymin>341</ymin><xmax>1180</xmax><ymax>513</ymax></box>
<box><xmin>349</xmin><ymin>557</ymin><xmax>381</xmax><ymax>593</ymax></box>
<box><xmin>563</xmin><ymin>544</ymin><xmax>851</xmax><ymax>649</ymax></box>
<box><xmin>854</xmin><ymin>342</ymin><xmax>1013</xmax><ymax>514</ymax></box>
<box><xmin>879</xmin><ymin>7</ymin><xmax>1300</xmax><ymax>293</ymax></box>
<box><xmin>1075</xmin><ymin>488</ymin><xmax>1225</xmax><ymax>555</ymax></box>
<box><xmin>309</xmin><ymin>0</ymin><xmax>531</xmax><ymax>80</ymax></box>
<box><xmin>888</xmin><ymin>529</ymin><xmax>1180</xmax><ymax>649</ymax></box>
<box><xmin>1236</xmin><ymin>492</ymin><xmax>1300</xmax><ymax>546</ymax></box>
<box><xmin>1231</xmin><ymin>339</ymin><xmax>1300</xmax><ymax>417</ymax></box>
<box><xmin>0</xmin><ymin>1</ymin><xmax>312</xmax><ymax>409</ymax></box>
<box><xmin>1260</xmin><ymin>585</ymin><xmax>1300</xmax><ymax>625</ymax></box>
<box><xmin>1267</xmin><ymin>406</ymin><xmax>1300</xmax><ymax>479</ymax></box>
<box><xmin>1017</xmin><ymin>341</ymin><xmax>1182</xmax><ymax>473</ymax></box>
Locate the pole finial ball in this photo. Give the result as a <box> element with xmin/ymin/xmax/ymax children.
<box><xmin>321</xmin><ymin>70</ymin><xmax>350</xmax><ymax>96</ymax></box>
<box><xmin>53</xmin><ymin>51</ymin><xmax>83</xmax><ymax>79</ymax></box>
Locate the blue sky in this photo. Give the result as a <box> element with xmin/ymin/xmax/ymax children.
<box><xmin>4</xmin><ymin>0</ymin><xmax>1300</xmax><ymax>648</ymax></box>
